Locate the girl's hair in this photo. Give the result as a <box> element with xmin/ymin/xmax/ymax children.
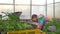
<box><xmin>31</xmin><ymin>14</ymin><xmax>37</xmax><ymax>19</ymax></box>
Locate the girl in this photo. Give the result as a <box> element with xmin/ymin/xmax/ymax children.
<box><xmin>31</xmin><ymin>14</ymin><xmax>51</xmax><ymax>30</ymax></box>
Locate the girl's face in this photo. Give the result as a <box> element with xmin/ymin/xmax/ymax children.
<box><xmin>32</xmin><ymin>14</ymin><xmax>38</xmax><ymax>22</ymax></box>
<box><xmin>32</xmin><ymin>17</ymin><xmax>38</xmax><ymax>22</ymax></box>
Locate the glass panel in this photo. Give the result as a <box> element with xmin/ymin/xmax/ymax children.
<box><xmin>0</xmin><ymin>0</ymin><xmax>13</xmax><ymax>4</ymax></box>
<box><xmin>47</xmin><ymin>4</ymin><xmax>53</xmax><ymax>18</ymax></box>
<box><xmin>55</xmin><ymin>3</ymin><xmax>60</xmax><ymax>18</ymax></box>
<box><xmin>0</xmin><ymin>5</ymin><xmax>13</xmax><ymax>19</ymax></box>
<box><xmin>32</xmin><ymin>6</ymin><xmax>46</xmax><ymax>16</ymax></box>
<box><xmin>0</xmin><ymin>5</ymin><xmax>13</xmax><ymax>13</ymax></box>
<box><xmin>15</xmin><ymin>5</ymin><xmax>30</xmax><ymax>19</ymax></box>
<box><xmin>55</xmin><ymin>0</ymin><xmax>60</xmax><ymax>2</ymax></box>
<box><xmin>15</xmin><ymin>0</ymin><xmax>30</xmax><ymax>4</ymax></box>
<box><xmin>32</xmin><ymin>0</ymin><xmax>46</xmax><ymax>5</ymax></box>
<box><xmin>47</xmin><ymin>0</ymin><xmax>53</xmax><ymax>4</ymax></box>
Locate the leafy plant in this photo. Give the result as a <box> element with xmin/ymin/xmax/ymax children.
<box><xmin>0</xmin><ymin>13</ymin><xmax>33</xmax><ymax>34</ymax></box>
<box><xmin>43</xmin><ymin>18</ymin><xmax>60</xmax><ymax>34</ymax></box>
<box><xmin>52</xmin><ymin>18</ymin><xmax>60</xmax><ymax>29</ymax></box>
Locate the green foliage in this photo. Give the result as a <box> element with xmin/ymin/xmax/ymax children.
<box><xmin>52</xmin><ymin>18</ymin><xmax>60</xmax><ymax>29</ymax></box>
<box><xmin>8</xmin><ymin>13</ymin><xmax>19</xmax><ymax>20</ymax></box>
<box><xmin>43</xmin><ymin>18</ymin><xmax>60</xmax><ymax>34</ymax></box>
<box><xmin>0</xmin><ymin>13</ymin><xmax>33</xmax><ymax>34</ymax></box>
<box><xmin>43</xmin><ymin>22</ymin><xmax>51</xmax><ymax>32</ymax></box>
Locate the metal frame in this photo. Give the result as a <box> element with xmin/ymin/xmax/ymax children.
<box><xmin>30</xmin><ymin>0</ymin><xmax>32</xmax><ymax>17</ymax></box>
<box><xmin>53</xmin><ymin>0</ymin><xmax>55</xmax><ymax>18</ymax></box>
<box><xmin>46</xmin><ymin>0</ymin><xmax>47</xmax><ymax>16</ymax></box>
<box><xmin>13</xmin><ymin>0</ymin><xmax>15</xmax><ymax>12</ymax></box>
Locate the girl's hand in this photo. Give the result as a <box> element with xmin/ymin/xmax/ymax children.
<box><xmin>37</xmin><ymin>25</ymin><xmax>40</xmax><ymax>29</ymax></box>
<box><xmin>37</xmin><ymin>24</ymin><xmax>43</xmax><ymax>29</ymax></box>
<box><xmin>45</xmin><ymin>16</ymin><xmax>51</xmax><ymax>22</ymax></box>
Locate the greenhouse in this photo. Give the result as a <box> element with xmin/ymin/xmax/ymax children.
<box><xmin>0</xmin><ymin>0</ymin><xmax>60</xmax><ymax>34</ymax></box>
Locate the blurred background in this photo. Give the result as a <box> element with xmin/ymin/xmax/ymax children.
<box><xmin>0</xmin><ymin>0</ymin><xmax>60</xmax><ymax>20</ymax></box>
<box><xmin>0</xmin><ymin>0</ymin><xmax>60</xmax><ymax>34</ymax></box>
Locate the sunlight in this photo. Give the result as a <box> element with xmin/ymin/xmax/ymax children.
<box><xmin>15</xmin><ymin>0</ymin><xmax>30</xmax><ymax>4</ymax></box>
<box><xmin>15</xmin><ymin>6</ymin><xmax>28</xmax><ymax>11</ymax></box>
<box><xmin>55</xmin><ymin>0</ymin><xmax>60</xmax><ymax>2</ymax></box>
<box><xmin>0</xmin><ymin>5</ymin><xmax>13</xmax><ymax>13</ymax></box>
<box><xmin>32</xmin><ymin>0</ymin><xmax>46</xmax><ymax>5</ymax></box>
<box><xmin>0</xmin><ymin>0</ymin><xmax>13</xmax><ymax>3</ymax></box>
